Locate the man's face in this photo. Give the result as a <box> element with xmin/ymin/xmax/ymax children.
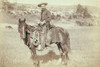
<box><xmin>42</xmin><ymin>8</ymin><xmax>46</xmax><ymax>11</ymax></box>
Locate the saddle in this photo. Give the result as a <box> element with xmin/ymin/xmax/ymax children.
<box><xmin>38</xmin><ymin>23</ymin><xmax>55</xmax><ymax>30</ymax></box>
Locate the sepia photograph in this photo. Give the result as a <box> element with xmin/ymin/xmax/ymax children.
<box><xmin>0</xmin><ymin>0</ymin><xmax>100</xmax><ymax>67</ymax></box>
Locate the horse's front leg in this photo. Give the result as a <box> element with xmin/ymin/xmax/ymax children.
<box><xmin>30</xmin><ymin>44</ymin><xmax>36</xmax><ymax>58</ymax></box>
<box><xmin>30</xmin><ymin>45</ymin><xmax>40</xmax><ymax>67</ymax></box>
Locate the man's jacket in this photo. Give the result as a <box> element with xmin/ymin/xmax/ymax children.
<box><xmin>41</xmin><ymin>8</ymin><xmax>51</xmax><ymax>22</ymax></box>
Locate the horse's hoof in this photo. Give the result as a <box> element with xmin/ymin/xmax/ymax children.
<box><xmin>56</xmin><ymin>58</ymin><xmax>62</xmax><ymax>65</ymax></box>
<box><xmin>63</xmin><ymin>62</ymin><xmax>67</xmax><ymax>66</ymax></box>
<box><xmin>33</xmin><ymin>60</ymin><xmax>40</xmax><ymax>67</ymax></box>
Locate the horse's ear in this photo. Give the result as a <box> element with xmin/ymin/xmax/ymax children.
<box><xmin>24</xmin><ymin>18</ymin><xmax>26</xmax><ymax>22</ymax></box>
<box><xmin>19</xmin><ymin>18</ymin><xmax>21</xmax><ymax>22</ymax></box>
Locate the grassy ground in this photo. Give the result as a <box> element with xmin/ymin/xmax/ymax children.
<box><xmin>0</xmin><ymin>22</ymin><xmax>100</xmax><ymax>67</ymax></box>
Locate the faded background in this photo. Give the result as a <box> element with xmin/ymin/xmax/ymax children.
<box><xmin>0</xmin><ymin>0</ymin><xmax>100</xmax><ymax>67</ymax></box>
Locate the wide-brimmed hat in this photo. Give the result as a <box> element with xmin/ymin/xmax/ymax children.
<box><xmin>38</xmin><ymin>3</ymin><xmax>48</xmax><ymax>7</ymax></box>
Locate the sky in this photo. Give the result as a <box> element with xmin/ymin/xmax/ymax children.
<box><xmin>9</xmin><ymin>0</ymin><xmax>100</xmax><ymax>7</ymax></box>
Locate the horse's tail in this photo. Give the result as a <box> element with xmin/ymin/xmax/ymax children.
<box><xmin>58</xmin><ymin>27</ymin><xmax>71</xmax><ymax>52</ymax></box>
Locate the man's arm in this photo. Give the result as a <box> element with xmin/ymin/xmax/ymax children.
<box><xmin>46</xmin><ymin>10</ymin><xmax>51</xmax><ymax>22</ymax></box>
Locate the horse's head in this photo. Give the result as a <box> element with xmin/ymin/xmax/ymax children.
<box><xmin>18</xmin><ymin>18</ymin><xmax>26</xmax><ymax>39</ymax></box>
<box><xmin>30</xmin><ymin>26</ymin><xmax>40</xmax><ymax>46</ymax></box>
<box><xmin>19</xmin><ymin>18</ymin><xmax>26</xmax><ymax>24</ymax></box>
<box><xmin>18</xmin><ymin>18</ymin><xmax>26</xmax><ymax>30</ymax></box>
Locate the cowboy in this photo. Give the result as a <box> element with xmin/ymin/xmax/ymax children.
<box><xmin>38</xmin><ymin>3</ymin><xmax>51</xmax><ymax>30</ymax></box>
<box><xmin>36</xmin><ymin>3</ymin><xmax>52</xmax><ymax>50</ymax></box>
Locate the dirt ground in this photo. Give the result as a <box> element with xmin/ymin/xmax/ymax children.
<box><xmin>0</xmin><ymin>21</ymin><xmax>100</xmax><ymax>67</ymax></box>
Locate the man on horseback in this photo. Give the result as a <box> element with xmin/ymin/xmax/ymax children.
<box><xmin>36</xmin><ymin>3</ymin><xmax>52</xmax><ymax>50</ymax></box>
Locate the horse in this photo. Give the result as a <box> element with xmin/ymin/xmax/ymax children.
<box><xmin>31</xmin><ymin>24</ymin><xmax>71</xmax><ymax>64</ymax></box>
<box><xmin>18</xmin><ymin>18</ymin><xmax>37</xmax><ymax>57</ymax></box>
<box><xmin>18</xmin><ymin>18</ymin><xmax>71</xmax><ymax>64</ymax></box>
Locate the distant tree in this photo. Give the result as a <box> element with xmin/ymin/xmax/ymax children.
<box><xmin>2</xmin><ymin>1</ymin><xmax>15</xmax><ymax>11</ymax></box>
<box><xmin>76</xmin><ymin>4</ymin><xmax>84</xmax><ymax>14</ymax></box>
<box><xmin>83</xmin><ymin>7</ymin><xmax>91</xmax><ymax>18</ymax></box>
<box><xmin>51</xmin><ymin>13</ymin><xmax>56</xmax><ymax>20</ymax></box>
<box><xmin>76</xmin><ymin>4</ymin><xmax>91</xmax><ymax>18</ymax></box>
<box><xmin>17</xmin><ymin>5</ymin><xmax>26</xmax><ymax>11</ymax></box>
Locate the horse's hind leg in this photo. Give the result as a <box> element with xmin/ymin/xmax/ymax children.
<box><xmin>62</xmin><ymin>44</ymin><xmax>69</xmax><ymax>65</ymax></box>
<box><xmin>56</xmin><ymin>42</ymin><xmax>64</xmax><ymax>61</ymax></box>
